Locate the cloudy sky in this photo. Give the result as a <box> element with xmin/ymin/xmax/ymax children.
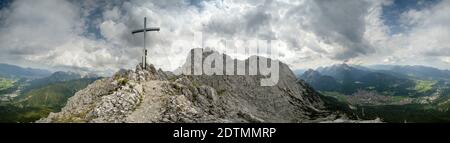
<box><xmin>0</xmin><ymin>0</ymin><xmax>449</xmax><ymax>75</ymax></box>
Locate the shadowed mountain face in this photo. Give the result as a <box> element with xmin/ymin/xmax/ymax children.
<box><xmin>317</xmin><ymin>64</ymin><xmax>368</xmax><ymax>81</ymax></box>
<box><xmin>369</xmin><ymin>65</ymin><xmax>450</xmax><ymax>81</ymax></box>
<box><xmin>300</xmin><ymin>69</ymin><xmax>341</xmax><ymax>92</ymax></box>
<box><xmin>39</xmin><ymin>49</ymin><xmax>354</xmax><ymax>123</ymax></box>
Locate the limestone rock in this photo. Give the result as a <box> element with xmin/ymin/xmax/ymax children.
<box><xmin>38</xmin><ymin>49</ymin><xmax>354</xmax><ymax>123</ymax></box>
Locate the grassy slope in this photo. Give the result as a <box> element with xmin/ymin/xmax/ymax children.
<box><xmin>356</xmin><ymin>104</ymin><xmax>450</xmax><ymax>123</ymax></box>
<box><xmin>0</xmin><ymin>77</ymin><xmax>15</xmax><ymax>91</ymax></box>
<box><xmin>0</xmin><ymin>105</ymin><xmax>52</xmax><ymax>123</ymax></box>
<box><xmin>18</xmin><ymin>79</ymin><xmax>96</xmax><ymax>109</ymax></box>
<box><xmin>414</xmin><ymin>80</ymin><xmax>436</xmax><ymax>93</ymax></box>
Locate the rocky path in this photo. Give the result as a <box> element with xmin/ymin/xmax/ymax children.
<box><xmin>126</xmin><ymin>81</ymin><xmax>168</xmax><ymax>122</ymax></box>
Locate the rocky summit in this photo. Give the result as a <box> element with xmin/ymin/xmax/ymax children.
<box><xmin>38</xmin><ymin>49</ymin><xmax>354</xmax><ymax>123</ymax></box>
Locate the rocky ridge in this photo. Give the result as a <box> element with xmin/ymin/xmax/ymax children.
<box><xmin>38</xmin><ymin>49</ymin><xmax>355</xmax><ymax>123</ymax></box>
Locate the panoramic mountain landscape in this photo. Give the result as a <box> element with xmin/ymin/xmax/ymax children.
<box><xmin>1</xmin><ymin>0</ymin><xmax>450</xmax><ymax>126</ymax></box>
<box><xmin>6</xmin><ymin>48</ymin><xmax>450</xmax><ymax>123</ymax></box>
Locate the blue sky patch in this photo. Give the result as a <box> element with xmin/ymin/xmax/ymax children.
<box><xmin>0</xmin><ymin>0</ymin><xmax>12</xmax><ymax>10</ymax></box>
<box><xmin>381</xmin><ymin>0</ymin><xmax>441</xmax><ymax>34</ymax></box>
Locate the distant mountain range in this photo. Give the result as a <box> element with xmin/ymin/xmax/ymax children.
<box><xmin>0</xmin><ymin>63</ymin><xmax>51</xmax><ymax>79</ymax></box>
<box><xmin>368</xmin><ymin>65</ymin><xmax>450</xmax><ymax>81</ymax></box>
<box><xmin>299</xmin><ymin>64</ymin><xmax>450</xmax><ymax>97</ymax></box>
<box><xmin>21</xmin><ymin>71</ymin><xmax>99</xmax><ymax>94</ymax></box>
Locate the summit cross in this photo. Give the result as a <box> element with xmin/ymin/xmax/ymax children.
<box><xmin>131</xmin><ymin>17</ymin><xmax>160</xmax><ymax>69</ymax></box>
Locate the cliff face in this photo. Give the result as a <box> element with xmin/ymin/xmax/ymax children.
<box><xmin>38</xmin><ymin>49</ymin><xmax>352</xmax><ymax>123</ymax></box>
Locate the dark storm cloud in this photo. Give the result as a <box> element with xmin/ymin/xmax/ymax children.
<box><xmin>203</xmin><ymin>1</ymin><xmax>274</xmax><ymax>39</ymax></box>
<box><xmin>295</xmin><ymin>0</ymin><xmax>373</xmax><ymax>60</ymax></box>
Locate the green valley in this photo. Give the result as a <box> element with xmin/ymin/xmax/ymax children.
<box><xmin>0</xmin><ymin>78</ymin><xmax>97</xmax><ymax>122</ymax></box>
<box><xmin>299</xmin><ymin>64</ymin><xmax>450</xmax><ymax>122</ymax></box>
<box><xmin>0</xmin><ymin>65</ymin><xmax>99</xmax><ymax>123</ymax></box>
<box><xmin>0</xmin><ymin>77</ymin><xmax>15</xmax><ymax>91</ymax></box>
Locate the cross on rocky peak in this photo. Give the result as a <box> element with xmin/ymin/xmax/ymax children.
<box><xmin>132</xmin><ymin>17</ymin><xmax>160</xmax><ymax>69</ymax></box>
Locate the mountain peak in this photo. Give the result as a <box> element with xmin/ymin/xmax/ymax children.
<box><xmin>301</xmin><ymin>69</ymin><xmax>321</xmax><ymax>78</ymax></box>
<box><xmin>38</xmin><ymin>49</ymin><xmax>353</xmax><ymax>123</ymax></box>
<box><xmin>331</xmin><ymin>63</ymin><xmax>352</xmax><ymax>70</ymax></box>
